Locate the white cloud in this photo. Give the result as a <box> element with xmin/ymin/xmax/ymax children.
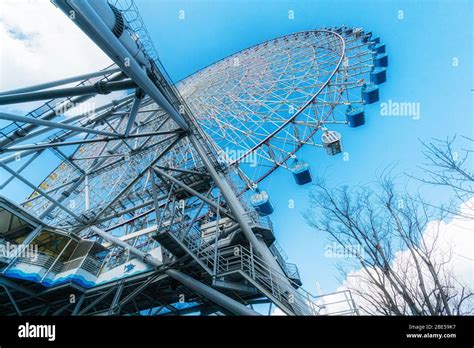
<box><xmin>0</xmin><ymin>0</ymin><xmax>120</xmax><ymax>117</ymax></box>
<box><xmin>0</xmin><ymin>0</ymin><xmax>112</xmax><ymax>92</ymax></box>
<box><xmin>336</xmin><ymin>198</ymin><xmax>474</xmax><ymax>315</ymax></box>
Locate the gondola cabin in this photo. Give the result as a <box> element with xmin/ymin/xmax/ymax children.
<box><xmin>362</xmin><ymin>31</ymin><xmax>372</xmax><ymax>43</ymax></box>
<box><xmin>374</xmin><ymin>54</ymin><xmax>388</xmax><ymax>67</ymax></box>
<box><xmin>370</xmin><ymin>67</ymin><xmax>387</xmax><ymax>85</ymax></box>
<box><xmin>345</xmin><ymin>105</ymin><xmax>365</xmax><ymax>127</ymax></box>
<box><xmin>374</xmin><ymin>43</ymin><xmax>386</xmax><ymax>54</ymax></box>
<box><xmin>322</xmin><ymin>131</ymin><xmax>342</xmax><ymax>155</ymax></box>
<box><xmin>290</xmin><ymin>160</ymin><xmax>313</xmax><ymax>185</ymax></box>
<box><xmin>250</xmin><ymin>190</ymin><xmax>274</xmax><ymax>216</ymax></box>
<box><xmin>361</xmin><ymin>83</ymin><xmax>379</xmax><ymax>104</ymax></box>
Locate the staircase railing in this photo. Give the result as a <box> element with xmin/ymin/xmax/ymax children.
<box><xmin>162</xmin><ymin>221</ymin><xmax>358</xmax><ymax>316</ymax></box>
<box><xmin>215</xmin><ymin>244</ymin><xmax>319</xmax><ymax>315</ymax></box>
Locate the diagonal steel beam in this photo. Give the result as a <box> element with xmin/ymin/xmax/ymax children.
<box><xmin>52</xmin><ymin>302</ymin><xmax>73</xmax><ymax>316</ymax></box>
<box><xmin>0</xmin><ymin>129</ymin><xmax>184</xmax><ymax>153</ymax></box>
<box><xmin>107</xmin><ymin>280</ymin><xmax>125</xmax><ymax>315</ymax></box>
<box><xmin>0</xmin><ymin>66</ymin><xmax>121</xmax><ymax>96</ymax></box>
<box><xmin>0</xmin><ymin>80</ymin><xmax>137</xmax><ymax>105</ymax></box>
<box><xmin>0</xmin><ymin>150</ymin><xmax>43</xmax><ymax>189</ymax></box>
<box><xmin>116</xmin><ymin>273</ymin><xmax>163</xmax><ymax>310</ymax></box>
<box><xmin>0</xmin><ymin>112</ymin><xmax>119</xmax><ymax>138</ymax></box>
<box><xmin>124</xmin><ymin>89</ymin><xmax>145</xmax><ymax>137</ymax></box>
<box><xmin>91</xmin><ymin>135</ymin><xmax>183</xmax><ymax>222</ymax></box>
<box><xmin>152</xmin><ymin>166</ymin><xmax>232</xmax><ymax>219</ymax></box>
<box><xmin>0</xmin><ymin>162</ymin><xmax>83</xmax><ymax>223</ymax></box>
<box><xmin>0</xmin><ymin>284</ymin><xmax>22</xmax><ymax>315</ymax></box>
<box><xmin>77</xmin><ymin>286</ymin><xmax>116</xmax><ymax>316</ymax></box>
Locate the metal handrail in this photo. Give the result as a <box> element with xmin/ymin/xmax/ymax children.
<box><xmin>161</xmin><ymin>219</ymin><xmax>357</xmax><ymax>316</ymax></box>
<box><xmin>215</xmin><ymin>245</ymin><xmax>318</xmax><ymax>315</ymax></box>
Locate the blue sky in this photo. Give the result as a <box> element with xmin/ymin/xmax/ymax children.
<box><xmin>136</xmin><ymin>0</ymin><xmax>473</xmax><ymax>293</ymax></box>
<box><xmin>0</xmin><ymin>0</ymin><xmax>472</xmax><ymax>296</ymax></box>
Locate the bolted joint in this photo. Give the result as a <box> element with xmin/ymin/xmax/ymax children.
<box><xmin>135</xmin><ymin>88</ymin><xmax>146</xmax><ymax>99</ymax></box>
<box><xmin>94</xmin><ymin>81</ymin><xmax>112</xmax><ymax>95</ymax></box>
<box><xmin>142</xmin><ymin>253</ymin><xmax>152</xmax><ymax>264</ymax></box>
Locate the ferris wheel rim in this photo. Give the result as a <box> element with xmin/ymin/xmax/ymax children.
<box><xmin>230</xmin><ymin>30</ymin><xmax>346</xmax><ymax>165</ymax></box>
<box><xmin>237</xmin><ymin>84</ymin><xmax>347</xmax><ymax>193</ymax></box>
<box><xmin>178</xmin><ymin>29</ymin><xmax>344</xmax><ymax>85</ymax></box>
<box><xmin>178</xmin><ymin>30</ymin><xmax>347</xmax><ymax>168</ymax></box>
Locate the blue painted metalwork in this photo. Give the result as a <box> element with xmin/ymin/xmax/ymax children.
<box><xmin>370</xmin><ymin>67</ymin><xmax>387</xmax><ymax>85</ymax></box>
<box><xmin>345</xmin><ymin>105</ymin><xmax>365</xmax><ymax>127</ymax></box>
<box><xmin>361</xmin><ymin>83</ymin><xmax>380</xmax><ymax>104</ymax></box>
<box><xmin>290</xmin><ymin>160</ymin><xmax>312</xmax><ymax>185</ymax></box>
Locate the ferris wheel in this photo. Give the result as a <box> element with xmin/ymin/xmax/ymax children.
<box><xmin>0</xmin><ymin>26</ymin><xmax>387</xmax><ymax>226</ymax></box>
<box><xmin>177</xmin><ymin>27</ymin><xmax>388</xmax><ymax>211</ymax></box>
<box><xmin>0</xmin><ymin>0</ymin><xmax>388</xmax><ymax>317</ymax></box>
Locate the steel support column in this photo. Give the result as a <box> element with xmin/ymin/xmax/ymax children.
<box><xmin>124</xmin><ymin>90</ymin><xmax>145</xmax><ymax>137</ymax></box>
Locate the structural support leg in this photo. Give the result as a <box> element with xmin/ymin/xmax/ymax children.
<box><xmin>164</xmin><ymin>269</ymin><xmax>259</xmax><ymax>316</ymax></box>
<box><xmin>108</xmin><ymin>281</ymin><xmax>124</xmax><ymax>315</ymax></box>
<box><xmin>1</xmin><ymin>285</ymin><xmax>22</xmax><ymax>315</ymax></box>
<box><xmin>90</xmin><ymin>226</ymin><xmax>260</xmax><ymax>316</ymax></box>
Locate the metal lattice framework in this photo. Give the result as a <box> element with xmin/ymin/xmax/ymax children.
<box><xmin>179</xmin><ymin>28</ymin><xmax>374</xmax><ymax>186</ymax></box>
<box><xmin>0</xmin><ymin>0</ymin><xmax>386</xmax><ymax>317</ymax></box>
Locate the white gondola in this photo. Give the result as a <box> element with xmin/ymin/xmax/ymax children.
<box><xmin>321</xmin><ymin>130</ymin><xmax>342</xmax><ymax>155</ymax></box>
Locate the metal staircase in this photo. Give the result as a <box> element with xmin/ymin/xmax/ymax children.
<box><xmin>153</xmin><ymin>220</ymin><xmax>217</xmax><ymax>275</ymax></box>
<box><xmin>213</xmin><ymin>245</ymin><xmax>318</xmax><ymax>315</ymax></box>
<box><xmin>154</xmin><ymin>222</ymin><xmax>358</xmax><ymax>316</ymax></box>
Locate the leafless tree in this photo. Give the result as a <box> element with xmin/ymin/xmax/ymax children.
<box><xmin>417</xmin><ymin>135</ymin><xmax>473</xmax><ymax>206</ymax></box>
<box><xmin>304</xmin><ymin>173</ymin><xmax>473</xmax><ymax>315</ymax></box>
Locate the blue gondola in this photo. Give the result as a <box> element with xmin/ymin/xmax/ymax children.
<box><xmin>368</xmin><ymin>41</ymin><xmax>377</xmax><ymax>50</ymax></box>
<box><xmin>374</xmin><ymin>43</ymin><xmax>386</xmax><ymax>53</ymax></box>
<box><xmin>374</xmin><ymin>53</ymin><xmax>389</xmax><ymax>67</ymax></box>
<box><xmin>362</xmin><ymin>31</ymin><xmax>372</xmax><ymax>43</ymax></box>
<box><xmin>290</xmin><ymin>160</ymin><xmax>312</xmax><ymax>185</ymax></box>
<box><xmin>251</xmin><ymin>189</ymin><xmax>274</xmax><ymax>216</ymax></box>
<box><xmin>361</xmin><ymin>83</ymin><xmax>379</xmax><ymax>104</ymax></box>
<box><xmin>370</xmin><ymin>67</ymin><xmax>387</xmax><ymax>85</ymax></box>
<box><xmin>321</xmin><ymin>130</ymin><xmax>342</xmax><ymax>155</ymax></box>
<box><xmin>345</xmin><ymin>105</ymin><xmax>365</xmax><ymax>127</ymax></box>
<box><xmin>370</xmin><ymin>37</ymin><xmax>380</xmax><ymax>44</ymax></box>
